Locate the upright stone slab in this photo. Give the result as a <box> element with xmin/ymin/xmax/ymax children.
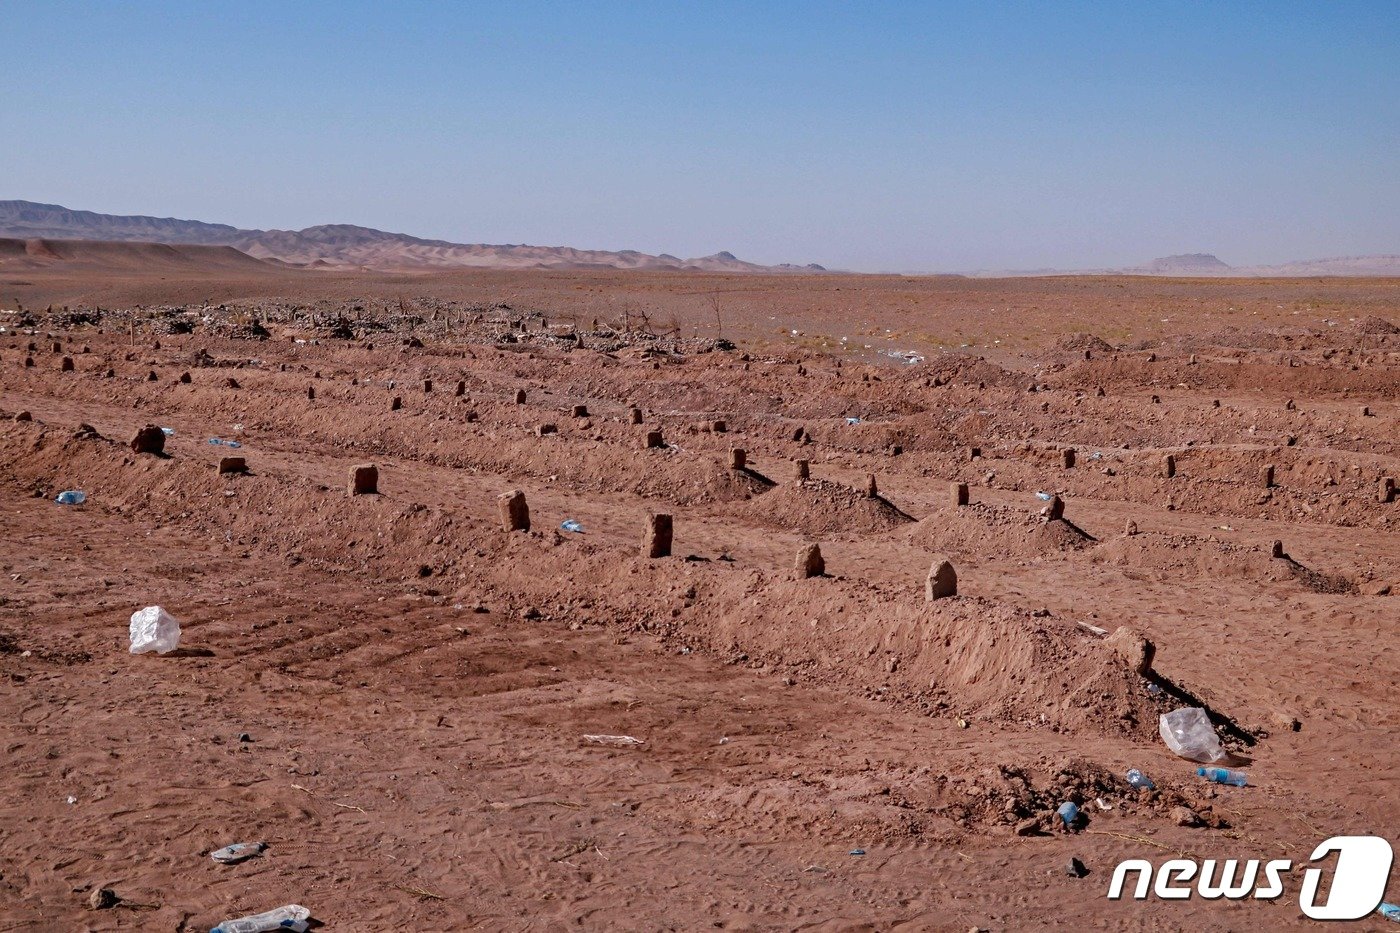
<box><xmin>796</xmin><ymin>543</ymin><xmax>824</xmax><ymax>578</ymax></box>
<box><xmin>729</xmin><ymin>448</ymin><xmax>746</xmax><ymax>470</ymax></box>
<box><xmin>348</xmin><ymin>464</ymin><xmax>378</xmax><ymax>495</ymax></box>
<box><xmin>499</xmin><ymin>490</ymin><xmax>529</xmax><ymax>531</ymax></box>
<box><xmin>925</xmin><ymin>558</ymin><xmax>957</xmax><ymax>600</ymax></box>
<box><xmin>643</xmin><ymin>514</ymin><xmax>673</xmax><ymax>558</ymax></box>
<box><xmin>793</xmin><ymin>459</ymin><xmax>810</xmax><ymax>482</ymax></box>
<box><xmin>951</xmin><ymin>482</ymin><xmax>969</xmax><ymax>507</ymax></box>
<box><xmin>644</xmin><ymin>430</ymin><xmax>665</xmax><ymax>449</ymax></box>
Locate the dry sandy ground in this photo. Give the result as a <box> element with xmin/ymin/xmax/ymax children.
<box><xmin>0</xmin><ymin>267</ymin><xmax>1398</xmax><ymax>930</ymax></box>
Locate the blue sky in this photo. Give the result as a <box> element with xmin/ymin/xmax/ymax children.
<box><xmin>2</xmin><ymin>1</ymin><xmax>1397</xmax><ymax>271</ymax></box>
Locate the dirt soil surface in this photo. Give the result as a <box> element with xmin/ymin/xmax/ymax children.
<box><xmin>1</xmin><ymin>267</ymin><xmax>1398</xmax><ymax>930</ymax></box>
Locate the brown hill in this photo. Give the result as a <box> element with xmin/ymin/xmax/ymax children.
<box><xmin>0</xmin><ymin>236</ymin><xmax>278</xmax><ymax>274</ymax></box>
<box><xmin>0</xmin><ymin>200</ymin><xmax>826</xmax><ymax>274</ymax></box>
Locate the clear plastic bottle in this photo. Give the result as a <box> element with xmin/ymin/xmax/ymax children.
<box><xmin>1126</xmin><ymin>768</ymin><xmax>1155</xmax><ymax>790</ymax></box>
<box><xmin>55</xmin><ymin>490</ymin><xmax>86</xmax><ymax>505</ymax></box>
<box><xmin>210</xmin><ymin>904</ymin><xmax>310</xmax><ymax>933</ymax></box>
<box><xmin>1197</xmin><ymin>766</ymin><xmax>1247</xmax><ymax>786</ymax></box>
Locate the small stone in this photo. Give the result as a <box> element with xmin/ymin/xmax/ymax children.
<box><xmin>1105</xmin><ymin>626</ymin><xmax>1155</xmax><ymax>675</ymax></box>
<box><xmin>130</xmin><ymin>424</ymin><xmax>165</xmax><ymax>455</ymax></box>
<box><xmin>1014</xmin><ymin>817</ymin><xmax>1043</xmax><ymax>837</ymax></box>
<box><xmin>88</xmin><ymin>887</ymin><xmax>120</xmax><ymax>910</ymax></box>
<box><xmin>1171</xmin><ymin>805</ymin><xmax>1200</xmax><ymax>827</ymax></box>
<box><xmin>1065</xmin><ymin>857</ymin><xmax>1088</xmax><ymax>878</ymax></box>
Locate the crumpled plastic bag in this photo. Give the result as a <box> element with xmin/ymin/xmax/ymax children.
<box><xmin>1159</xmin><ymin>707</ymin><xmax>1227</xmax><ymax>763</ymax></box>
<box><xmin>129</xmin><ymin>606</ymin><xmax>181</xmax><ymax>655</ymax></box>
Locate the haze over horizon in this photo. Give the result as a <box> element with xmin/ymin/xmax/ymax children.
<box><xmin>3</xmin><ymin>1</ymin><xmax>1398</xmax><ymax>273</ymax></box>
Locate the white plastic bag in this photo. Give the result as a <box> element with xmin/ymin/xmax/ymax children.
<box><xmin>1159</xmin><ymin>707</ymin><xmax>1226</xmax><ymax>763</ymax></box>
<box><xmin>129</xmin><ymin>606</ymin><xmax>181</xmax><ymax>655</ymax></box>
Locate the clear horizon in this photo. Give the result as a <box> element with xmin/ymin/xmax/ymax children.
<box><xmin>2</xmin><ymin>1</ymin><xmax>1398</xmax><ymax>272</ymax></box>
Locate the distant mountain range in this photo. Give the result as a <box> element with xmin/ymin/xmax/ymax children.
<box><xmin>0</xmin><ymin>200</ymin><xmax>826</xmax><ymax>274</ymax></box>
<box><xmin>3</xmin><ymin>200</ymin><xmax>1396</xmax><ymax>277</ymax></box>
<box><xmin>969</xmin><ymin>252</ymin><xmax>1400</xmax><ymax>278</ymax></box>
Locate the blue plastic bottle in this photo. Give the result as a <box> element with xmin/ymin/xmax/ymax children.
<box><xmin>1197</xmin><ymin>767</ymin><xmax>1247</xmax><ymax>787</ymax></box>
